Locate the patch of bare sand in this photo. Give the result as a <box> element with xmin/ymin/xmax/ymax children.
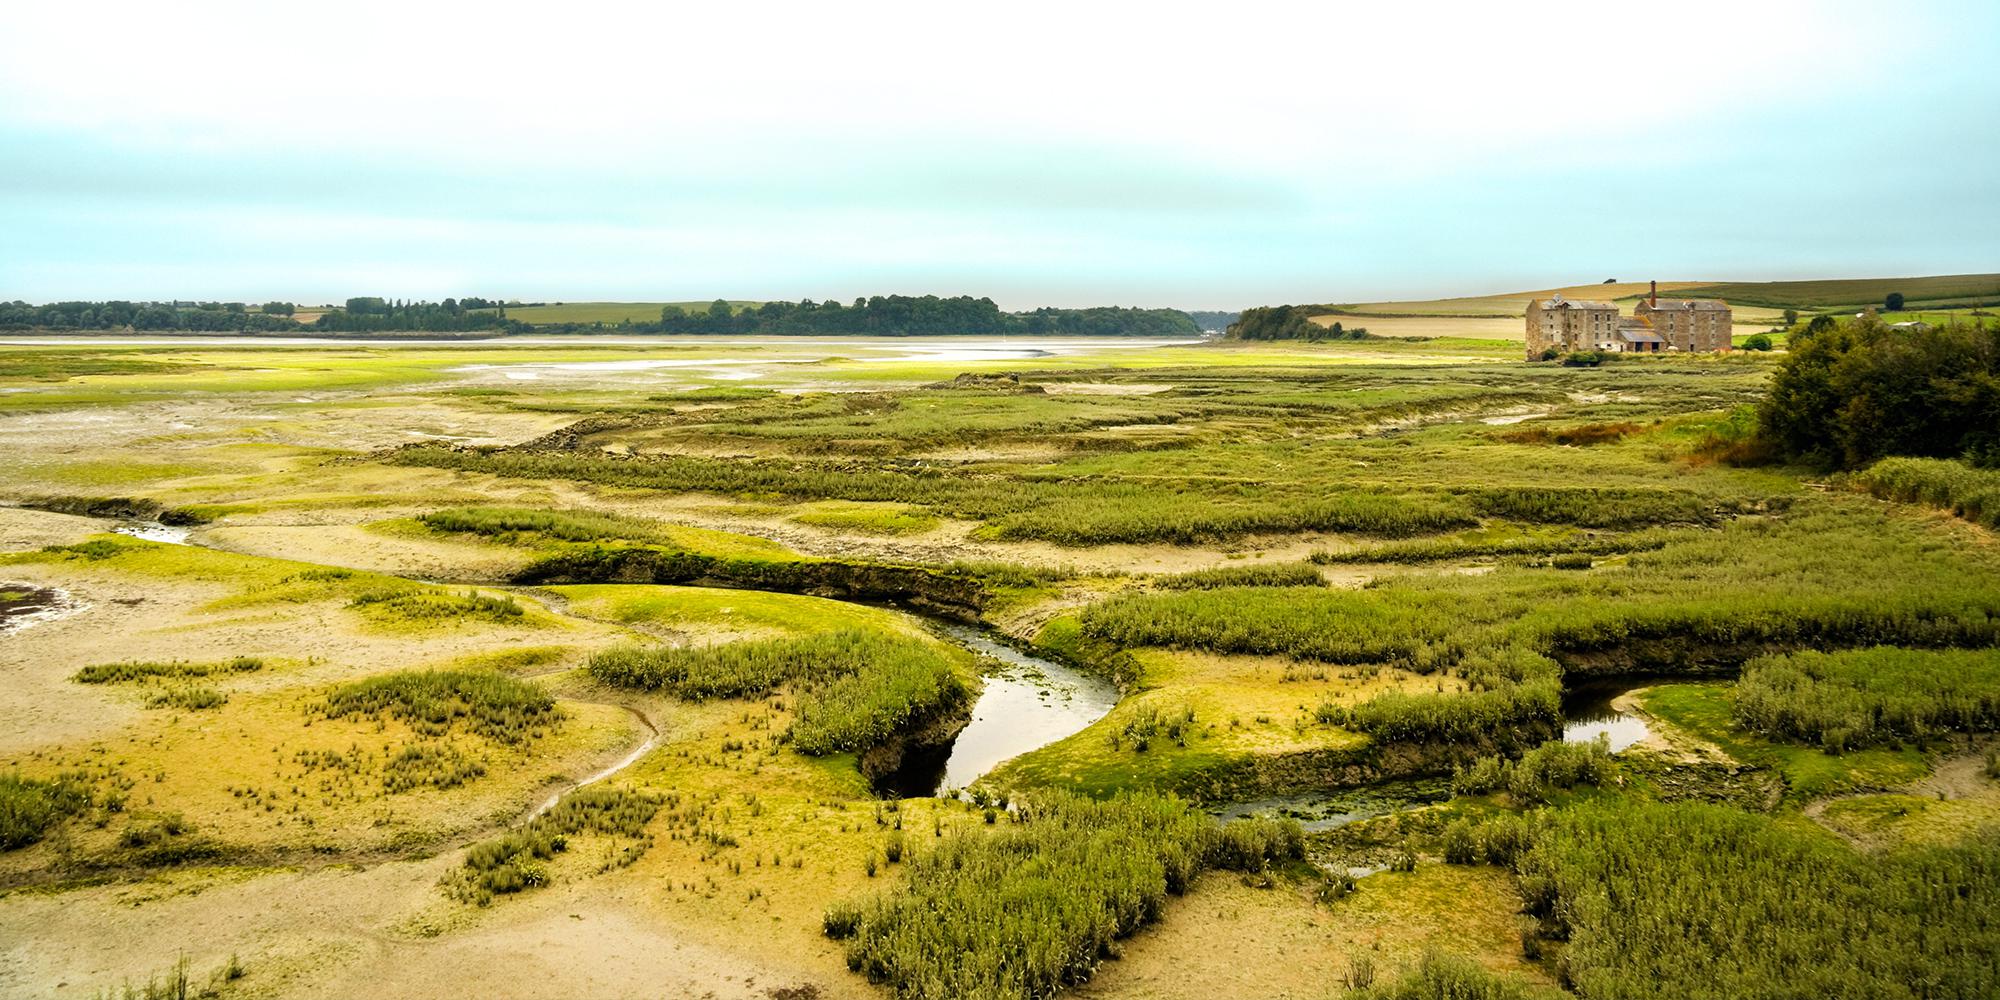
<box><xmin>0</xmin><ymin>857</ymin><xmax>849</xmax><ymax>1000</ymax></box>
<box><xmin>0</xmin><ymin>562</ymin><xmax>626</xmax><ymax>756</ymax></box>
<box><xmin>0</xmin><ymin>506</ymin><xmax>110</xmax><ymax>550</ymax></box>
<box><xmin>199</xmin><ymin>523</ymin><xmax>532</xmax><ymax>583</ymax></box>
<box><xmin>1074</xmin><ymin>867</ymin><xmax>1545</xmax><ymax>1000</ymax></box>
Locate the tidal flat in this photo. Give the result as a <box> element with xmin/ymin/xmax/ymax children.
<box><xmin>2</xmin><ymin>334</ymin><xmax>1996</xmax><ymax>1000</ymax></box>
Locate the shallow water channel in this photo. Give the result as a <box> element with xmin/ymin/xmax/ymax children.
<box><xmin>876</xmin><ymin>622</ymin><xmax>1122</xmax><ymax>798</ymax></box>
<box><xmin>1560</xmin><ymin>676</ymin><xmax>1654</xmax><ymax>752</ymax></box>
<box><xmin>0</xmin><ymin>582</ymin><xmax>79</xmax><ymax>634</ymax></box>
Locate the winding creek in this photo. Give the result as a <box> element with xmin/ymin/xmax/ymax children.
<box><xmin>878</xmin><ymin>622</ymin><xmax>1122</xmax><ymax>798</ymax></box>
<box><xmin>79</xmin><ymin>519</ymin><xmax>1659</xmax><ymax>816</ymax></box>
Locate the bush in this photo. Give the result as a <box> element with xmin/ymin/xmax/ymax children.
<box><xmin>1756</xmin><ymin>317</ymin><xmax>2000</xmax><ymax>469</ymax></box>
<box><xmin>1741</xmin><ymin>333</ymin><xmax>1774</xmax><ymax>351</ymax></box>
<box><xmin>349</xmin><ymin>588</ymin><xmax>524</xmax><ymax>623</ymax></box>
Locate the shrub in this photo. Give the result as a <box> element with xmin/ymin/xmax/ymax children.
<box><xmin>1155</xmin><ymin>562</ymin><xmax>1324</xmax><ymax>590</ymax></box>
<box><xmin>382</xmin><ymin>742</ymin><xmax>487</xmax><ymax>792</ymax></box>
<box><xmin>1755</xmin><ymin>317</ymin><xmax>2000</xmax><ymax>469</ymax></box>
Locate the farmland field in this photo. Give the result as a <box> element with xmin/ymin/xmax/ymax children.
<box><xmin>1</xmin><ymin>332</ymin><xmax>1995</xmax><ymax>1000</ymax></box>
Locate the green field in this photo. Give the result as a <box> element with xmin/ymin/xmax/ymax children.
<box><xmin>1675</xmin><ymin>273</ymin><xmax>2000</xmax><ymax>311</ymax></box>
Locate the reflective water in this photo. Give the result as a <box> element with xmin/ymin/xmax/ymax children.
<box><xmin>1561</xmin><ymin>676</ymin><xmax>1652</xmax><ymax>752</ymax></box>
<box><xmin>875</xmin><ymin>623</ymin><xmax>1121</xmax><ymax>798</ymax></box>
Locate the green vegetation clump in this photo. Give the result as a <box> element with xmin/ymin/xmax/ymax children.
<box><xmin>826</xmin><ymin>791</ymin><xmax>1301</xmax><ymax>1000</ymax></box>
<box><xmin>1225</xmin><ymin>305</ymin><xmax>1371</xmax><ymax>341</ymax></box>
<box><xmin>1450</xmin><ymin>737</ymin><xmax>1612</xmax><ymax>802</ymax></box>
<box><xmin>1735</xmin><ymin>646</ymin><xmax>2000</xmax><ymax>751</ymax></box>
<box><xmin>1848</xmin><ymin>456</ymin><xmax>2000</xmax><ymax>529</ymax></box>
<box><xmin>418</xmin><ymin>506</ymin><xmax>676</xmax><ymax>546</ymax></box>
<box><xmin>74</xmin><ymin>657</ymin><xmax>262</xmax><ymax>684</ymax></box>
<box><xmin>382</xmin><ymin>742</ymin><xmax>487</xmax><ymax>792</ymax></box>
<box><xmin>451</xmin><ymin>785</ymin><xmax>663</xmax><ymax>905</ymax></box>
<box><xmin>320</xmin><ymin>670</ymin><xmax>558</xmax><ymax>743</ymax></box>
<box><xmin>1155</xmin><ymin>562</ymin><xmax>1324</xmax><ymax>589</ymax></box>
<box><xmin>1756</xmin><ymin>316</ymin><xmax>2000</xmax><ymax>468</ymax></box>
<box><xmin>588</xmin><ymin>630</ymin><xmax>967</xmax><ymax>755</ymax></box>
<box><xmin>1</xmin><ymin>772</ymin><xmax>91</xmax><ymax>850</ymax></box>
<box><xmin>145</xmin><ymin>686</ymin><xmax>227</xmax><ymax>711</ymax></box>
<box><xmin>1518</xmin><ymin>800</ymin><xmax>2000</xmax><ymax>999</ymax></box>
<box><xmin>348</xmin><ymin>588</ymin><xmax>524</xmax><ymax>624</ymax></box>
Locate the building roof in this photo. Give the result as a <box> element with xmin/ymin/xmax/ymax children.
<box><xmin>1641</xmin><ymin>299</ymin><xmax>1730</xmax><ymax>312</ymax></box>
<box><xmin>1619</xmin><ymin>329</ymin><xmax>1665</xmax><ymax>344</ymax></box>
<box><xmin>1534</xmin><ymin>298</ymin><xmax>1617</xmax><ymax>311</ymax></box>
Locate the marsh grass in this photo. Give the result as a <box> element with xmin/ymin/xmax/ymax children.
<box><xmin>1735</xmin><ymin>646</ymin><xmax>2000</xmax><ymax>751</ymax></box>
<box><xmin>449</xmin><ymin>785</ymin><xmax>663</xmax><ymax>905</ymax></box>
<box><xmin>587</xmin><ymin>630</ymin><xmax>967</xmax><ymax>755</ymax></box>
<box><xmin>348</xmin><ymin>588</ymin><xmax>524</xmax><ymax>624</ymax></box>
<box><xmin>318</xmin><ymin>670</ymin><xmax>558</xmax><ymax>744</ymax></box>
<box><xmin>146</xmin><ymin>686</ymin><xmax>227</xmax><ymax>711</ymax></box>
<box><xmin>1849</xmin><ymin>456</ymin><xmax>2000</xmax><ymax>529</ymax></box>
<box><xmin>827</xmin><ymin>791</ymin><xmax>1301</xmax><ymax>1000</ymax></box>
<box><xmin>1</xmin><ymin>771</ymin><xmax>92</xmax><ymax>849</ymax></box>
<box><xmin>1155</xmin><ymin>562</ymin><xmax>1324</xmax><ymax>589</ymax></box>
<box><xmin>74</xmin><ymin>657</ymin><xmax>263</xmax><ymax>684</ymax></box>
<box><xmin>1519</xmin><ymin>800</ymin><xmax>2000</xmax><ymax>999</ymax></box>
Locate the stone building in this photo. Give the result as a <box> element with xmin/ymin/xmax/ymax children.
<box><xmin>1525</xmin><ymin>295</ymin><xmax>1618</xmax><ymax>359</ymax></box>
<box><xmin>1525</xmin><ymin>281</ymin><xmax>1733</xmax><ymax>359</ymax></box>
<box><xmin>1634</xmin><ymin>282</ymin><xmax>1732</xmax><ymax>353</ymax></box>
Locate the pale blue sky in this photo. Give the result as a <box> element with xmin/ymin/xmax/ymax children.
<box><xmin>2</xmin><ymin>1</ymin><xmax>1995</xmax><ymax>309</ymax></box>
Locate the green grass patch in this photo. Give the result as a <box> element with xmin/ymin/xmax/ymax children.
<box><xmin>1735</xmin><ymin>646</ymin><xmax>2000</xmax><ymax>751</ymax></box>
<box><xmin>318</xmin><ymin>670</ymin><xmax>559</xmax><ymax>744</ymax></box>
<box><xmin>73</xmin><ymin>656</ymin><xmax>263</xmax><ymax>684</ymax></box>
<box><xmin>1641</xmin><ymin>683</ymin><xmax>1928</xmax><ymax>799</ymax></box>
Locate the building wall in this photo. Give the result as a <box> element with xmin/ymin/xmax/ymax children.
<box><xmin>1636</xmin><ymin>301</ymin><xmax>1733</xmax><ymax>352</ymax></box>
<box><xmin>1525</xmin><ymin>301</ymin><xmax>1618</xmax><ymax>359</ymax></box>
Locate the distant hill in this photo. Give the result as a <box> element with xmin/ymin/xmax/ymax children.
<box><xmin>1671</xmin><ymin>274</ymin><xmax>2000</xmax><ymax>311</ymax></box>
<box><xmin>1321</xmin><ymin>282</ymin><xmax>1710</xmax><ymax>319</ymax></box>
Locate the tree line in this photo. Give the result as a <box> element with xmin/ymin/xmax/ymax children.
<box><xmin>1</xmin><ymin>295</ymin><xmax>1204</xmax><ymax>338</ymax></box>
<box><xmin>0</xmin><ymin>300</ymin><xmax>303</xmax><ymax>333</ymax></box>
<box><xmin>655</xmin><ymin>296</ymin><xmax>1200</xmax><ymax>337</ymax></box>
<box><xmin>1224</xmin><ymin>305</ymin><xmax>1372</xmax><ymax>341</ymax></box>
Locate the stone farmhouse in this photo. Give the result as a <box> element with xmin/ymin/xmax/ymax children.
<box><xmin>1525</xmin><ymin>281</ymin><xmax>1732</xmax><ymax>359</ymax></box>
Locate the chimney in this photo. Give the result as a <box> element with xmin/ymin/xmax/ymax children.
<box><xmin>1649</xmin><ymin>280</ymin><xmax>1657</xmax><ymax>307</ymax></box>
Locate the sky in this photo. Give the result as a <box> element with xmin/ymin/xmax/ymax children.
<box><xmin>2</xmin><ymin>0</ymin><xmax>1997</xmax><ymax>309</ymax></box>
